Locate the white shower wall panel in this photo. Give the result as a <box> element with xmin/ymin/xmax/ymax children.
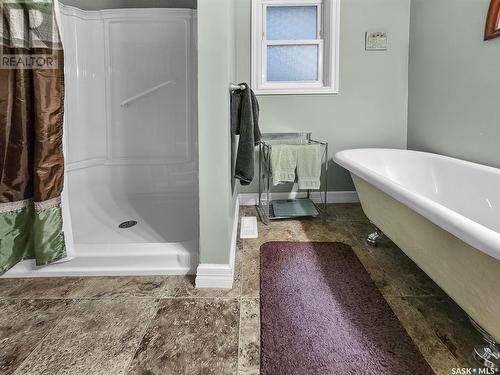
<box><xmin>60</xmin><ymin>8</ymin><xmax>107</xmax><ymax>166</ymax></box>
<box><xmin>61</xmin><ymin>6</ymin><xmax>197</xmax><ymax>170</ymax></box>
<box><xmin>105</xmin><ymin>10</ymin><xmax>196</xmax><ymax>165</ymax></box>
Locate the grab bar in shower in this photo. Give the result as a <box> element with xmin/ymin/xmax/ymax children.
<box><xmin>120</xmin><ymin>80</ymin><xmax>175</xmax><ymax>107</ymax></box>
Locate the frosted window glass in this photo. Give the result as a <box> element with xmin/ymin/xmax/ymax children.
<box><xmin>267</xmin><ymin>6</ymin><xmax>317</xmax><ymax>40</ymax></box>
<box><xmin>267</xmin><ymin>45</ymin><xmax>318</xmax><ymax>81</ymax></box>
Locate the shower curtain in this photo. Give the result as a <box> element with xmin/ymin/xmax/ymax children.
<box><xmin>0</xmin><ymin>0</ymin><xmax>66</xmax><ymax>272</ymax></box>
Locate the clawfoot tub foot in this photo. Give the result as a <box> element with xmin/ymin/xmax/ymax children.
<box><xmin>366</xmin><ymin>226</ymin><xmax>383</xmax><ymax>247</ymax></box>
<box><xmin>470</xmin><ymin>318</ymin><xmax>500</xmax><ymax>371</ymax></box>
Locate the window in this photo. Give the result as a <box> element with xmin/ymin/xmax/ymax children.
<box><xmin>251</xmin><ymin>0</ymin><xmax>340</xmax><ymax>95</ymax></box>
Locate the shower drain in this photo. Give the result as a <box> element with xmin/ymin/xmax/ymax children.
<box><xmin>118</xmin><ymin>220</ymin><xmax>137</xmax><ymax>229</ymax></box>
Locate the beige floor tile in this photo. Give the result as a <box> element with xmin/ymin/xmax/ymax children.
<box><xmin>241</xmin><ymin>249</ymin><xmax>260</xmax><ymax>298</ymax></box>
<box><xmin>0</xmin><ymin>277</ymin><xmax>93</xmax><ymax>299</ymax></box>
<box><xmin>386</xmin><ymin>296</ymin><xmax>463</xmax><ymax>375</ymax></box>
<box><xmin>0</xmin><ymin>299</ymin><xmax>73</xmax><ymax>375</ymax></box>
<box><xmin>402</xmin><ymin>296</ymin><xmax>483</xmax><ymax>369</ymax></box>
<box><xmin>77</xmin><ymin>276</ymin><xmax>165</xmax><ymax>299</ymax></box>
<box><xmin>14</xmin><ymin>298</ymin><xmax>158</xmax><ymax>375</ymax></box>
<box><xmin>127</xmin><ymin>298</ymin><xmax>240</xmax><ymax>375</ymax></box>
<box><xmin>238</xmin><ymin>298</ymin><xmax>260</xmax><ymax>375</ymax></box>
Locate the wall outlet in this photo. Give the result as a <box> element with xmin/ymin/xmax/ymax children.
<box><xmin>365</xmin><ymin>32</ymin><xmax>388</xmax><ymax>51</ymax></box>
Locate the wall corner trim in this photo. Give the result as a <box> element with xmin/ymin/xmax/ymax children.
<box><xmin>195</xmin><ymin>197</ymin><xmax>240</xmax><ymax>289</ymax></box>
<box><xmin>195</xmin><ymin>263</ymin><xmax>234</xmax><ymax>289</ymax></box>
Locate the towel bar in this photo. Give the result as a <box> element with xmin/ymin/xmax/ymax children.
<box><xmin>230</xmin><ymin>83</ymin><xmax>246</xmax><ymax>91</ymax></box>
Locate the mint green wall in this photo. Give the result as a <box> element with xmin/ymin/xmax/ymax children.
<box><xmin>235</xmin><ymin>0</ymin><xmax>411</xmax><ymax>192</ymax></box>
<box><xmin>59</xmin><ymin>0</ymin><xmax>196</xmax><ymax>9</ymax></box>
<box><xmin>407</xmin><ymin>0</ymin><xmax>500</xmax><ymax>168</ymax></box>
<box><xmin>198</xmin><ymin>0</ymin><xmax>237</xmax><ymax>265</ymax></box>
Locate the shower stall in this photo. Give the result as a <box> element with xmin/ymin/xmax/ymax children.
<box><xmin>3</xmin><ymin>4</ymin><xmax>199</xmax><ymax>276</ymax></box>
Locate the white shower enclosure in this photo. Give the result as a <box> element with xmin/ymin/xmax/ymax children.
<box><xmin>4</xmin><ymin>5</ymin><xmax>199</xmax><ymax>276</ymax></box>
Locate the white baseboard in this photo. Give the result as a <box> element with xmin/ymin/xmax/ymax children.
<box><xmin>195</xmin><ymin>263</ymin><xmax>234</xmax><ymax>289</ymax></box>
<box><xmin>229</xmin><ymin>197</ymin><xmax>240</xmax><ymax>276</ymax></box>
<box><xmin>238</xmin><ymin>190</ymin><xmax>359</xmax><ymax>206</ymax></box>
<box><xmin>195</xmin><ymin>197</ymin><xmax>240</xmax><ymax>289</ymax></box>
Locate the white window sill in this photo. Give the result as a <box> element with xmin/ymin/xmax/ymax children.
<box><xmin>254</xmin><ymin>87</ymin><xmax>339</xmax><ymax>95</ymax></box>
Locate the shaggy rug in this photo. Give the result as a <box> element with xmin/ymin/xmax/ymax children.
<box><xmin>260</xmin><ymin>241</ymin><xmax>434</xmax><ymax>375</ymax></box>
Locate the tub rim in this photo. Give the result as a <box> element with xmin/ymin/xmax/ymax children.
<box><xmin>334</xmin><ymin>148</ymin><xmax>500</xmax><ymax>261</ymax></box>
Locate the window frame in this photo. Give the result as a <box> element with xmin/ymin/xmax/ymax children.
<box><xmin>251</xmin><ymin>0</ymin><xmax>340</xmax><ymax>95</ymax></box>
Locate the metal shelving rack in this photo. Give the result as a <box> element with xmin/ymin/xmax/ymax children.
<box><xmin>256</xmin><ymin>132</ymin><xmax>328</xmax><ymax>225</ymax></box>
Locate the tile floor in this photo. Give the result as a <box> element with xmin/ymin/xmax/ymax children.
<box><xmin>0</xmin><ymin>204</ymin><xmax>483</xmax><ymax>375</ymax></box>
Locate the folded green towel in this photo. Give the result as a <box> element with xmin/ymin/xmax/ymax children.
<box><xmin>270</xmin><ymin>144</ymin><xmax>321</xmax><ymax>189</ymax></box>
<box><xmin>270</xmin><ymin>145</ymin><xmax>298</xmax><ymax>185</ymax></box>
<box><xmin>296</xmin><ymin>144</ymin><xmax>321</xmax><ymax>190</ymax></box>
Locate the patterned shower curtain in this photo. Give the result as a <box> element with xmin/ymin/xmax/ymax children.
<box><xmin>0</xmin><ymin>0</ymin><xmax>66</xmax><ymax>272</ymax></box>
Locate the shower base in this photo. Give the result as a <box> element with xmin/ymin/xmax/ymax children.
<box><xmin>2</xmin><ymin>185</ymin><xmax>198</xmax><ymax>278</ymax></box>
<box><xmin>1</xmin><ymin>242</ymin><xmax>197</xmax><ymax>278</ymax></box>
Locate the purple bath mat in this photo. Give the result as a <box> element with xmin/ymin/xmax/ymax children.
<box><xmin>260</xmin><ymin>241</ymin><xmax>434</xmax><ymax>375</ymax></box>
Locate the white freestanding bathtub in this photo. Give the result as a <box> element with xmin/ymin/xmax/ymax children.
<box><xmin>334</xmin><ymin>149</ymin><xmax>500</xmax><ymax>345</ymax></box>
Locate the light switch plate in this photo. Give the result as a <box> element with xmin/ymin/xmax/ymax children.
<box><xmin>365</xmin><ymin>32</ymin><xmax>388</xmax><ymax>50</ymax></box>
